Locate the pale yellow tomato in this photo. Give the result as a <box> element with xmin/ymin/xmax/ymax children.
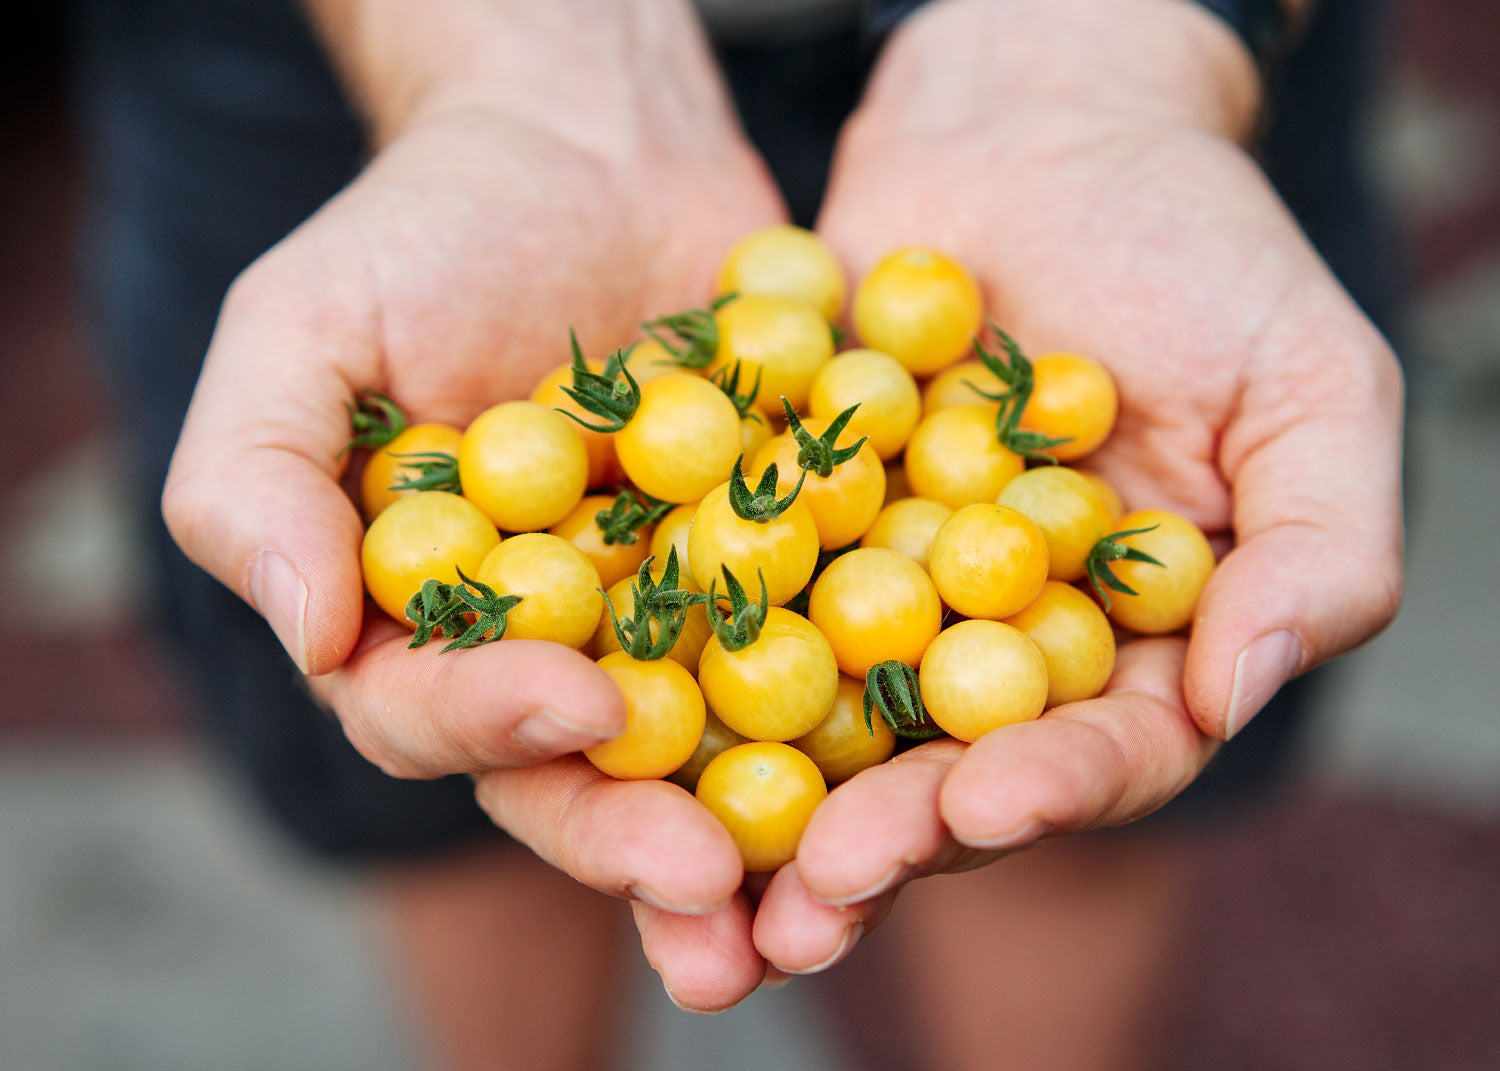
<box><xmin>921</xmin><ymin>359</ymin><xmax>1005</xmax><ymax>416</ymax></box>
<box><xmin>687</xmin><ymin>482</ymin><xmax>819</xmax><ymax>607</ymax></box>
<box><xmin>529</xmin><ymin>362</ymin><xmax>623</xmax><ymax>489</ymax></box>
<box><xmin>904</xmin><ymin>406</ymin><xmax>1024</xmax><ymax>510</ymax></box>
<box><xmin>807</xmin><ymin>348</ymin><xmax>921</xmax><ymax>461</ymax></box>
<box><xmin>859</xmin><ymin>497</ymin><xmax>953</xmax><ymax>572</ymax></box>
<box><xmin>928</xmin><ymin>504</ymin><xmax>1049</xmax><ymax>620</ymax></box>
<box><xmin>615</xmin><ymin>372</ymin><xmax>741</xmax><ymax>503</ymax></box>
<box><xmin>474</xmin><ymin>533</ymin><xmax>602</xmax><ymax>649</ymax></box>
<box><xmin>459</xmin><ymin>400</ymin><xmax>589</xmax><ymax>532</ymax></box>
<box><xmin>667</xmin><ymin>710</ymin><xmax>749</xmax><ymax>793</ymax></box>
<box><xmin>1102</xmin><ymin>509</ymin><xmax>1216</xmax><ymax>635</ymax></box>
<box><xmin>360</xmin><ymin>491</ymin><xmax>500</xmax><ymax>625</ymax></box>
<box><xmin>791</xmin><ymin>675</ymin><xmax>896</xmax><ymax>785</ymax></box>
<box><xmin>647</xmin><ymin>503</ymin><xmax>701</xmax><ymax>593</ymax></box>
<box><xmin>852</xmin><ymin>247</ymin><xmax>982</xmax><ymax>376</ymax></box>
<box><xmin>708</xmin><ymin>294</ymin><xmax>834</xmax><ymax>411</ymax></box>
<box><xmin>1003</xmin><ymin>581</ymin><xmax>1116</xmax><ymax>708</ymax></box>
<box><xmin>696</xmin><ymin>742</ymin><xmax>828</xmax><ymax>872</ymax></box>
<box><xmin>808</xmin><ymin>547</ymin><xmax>942</xmax><ymax>678</ymax></box>
<box><xmin>592</xmin><ymin>572</ymin><xmax>713</xmax><ymax>672</ymax></box>
<box><xmin>996</xmin><ymin>466</ymin><xmax>1116</xmax><ymax>582</ymax></box>
<box><xmin>1018</xmin><ymin>352</ymin><xmax>1118</xmax><ymax>462</ymax></box>
<box><xmin>584</xmin><ymin>652</ymin><xmax>706</xmax><ymax>781</ymax></box>
<box><xmin>716</xmin><ymin>224</ymin><xmax>847</xmax><ymax>321</ymax></box>
<box><xmin>920</xmin><ymin>620</ymin><xmax>1048</xmax><ymax>742</ymax></box>
<box><xmin>750</xmin><ymin>419</ymin><xmax>886</xmax><ymax>551</ymax></box>
<box><xmin>698</xmin><ymin>607</ymin><xmax>839</xmax><ymax>742</ymax></box>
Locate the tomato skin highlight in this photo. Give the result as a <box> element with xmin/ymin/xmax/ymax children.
<box><xmin>716</xmin><ymin>224</ymin><xmax>847</xmax><ymax>322</ymax></box>
<box><xmin>359</xmin><ymin>422</ymin><xmax>463</xmax><ymax>522</ymax></box>
<box><xmin>1018</xmin><ymin>352</ymin><xmax>1118</xmax><ymax>462</ymax></box>
<box><xmin>1003</xmin><ymin>581</ymin><xmax>1116</xmax><ymax>708</ymax></box>
<box><xmin>807</xmin><ymin>348</ymin><xmax>922</xmax><ymax>461</ymax></box>
<box><xmin>696</xmin><ymin>741</ymin><xmax>828</xmax><ymax>872</ymax></box>
<box><xmin>853</xmin><ymin>247</ymin><xmax>982</xmax><ymax>376</ymax></box>
<box><xmin>697</xmin><ymin>607</ymin><xmax>839</xmax><ymax>742</ymax></box>
<box><xmin>615</xmin><ymin>373</ymin><xmax>742</xmax><ymax>504</ymax></box>
<box><xmin>750</xmin><ymin>420</ymin><xmax>886</xmax><ymax>551</ymax></box>
<box><xmin>903</xmin><ymin>405</ymin><xmax>1024</xmax><ymax>510</ymax></box>
<box><xmin>686</xmin><ymin>482</ymin><xmax>819</xmax><ymax>607</ymax></box>
<box><xmin>919</xmin><ymin>620</ymin><xmax>1049</xmax><ymax>742</ymax></box>
<box><xmin>928</xmin><ymin>503</ymin><xmax>1050</xmax><ymax>620</ymax></box>
<box><xmin>459</xmin><ymin>400</ymin><xmax>589</xmax><ymax>532</ymax></box>
<box><xmin>808</xmin><ymin>547</ymin><xmax>942</xmax><ymax>678</ymax></box>
<box><xmin>996</xmin><ymin>466</ymin><xmax>1116</xmax><ymax>582</ymax></box>
<box><xmin>791</xmin><ymin>674</ymin><xmax>897</xmax><ymax>784</ymax></box>
<box><xmin>584</xmin><ymin>652</ymin><xmax>706</xmax><ymax>781</ymax></box>
<box><xmin>360</xmin><ymin>491</ymin><xmax>500</xmax><ymax>625</ymax></box>
<box><xmin>1103</xmin><ymin>509</ymin><xmax>1216</xmax><ymax>635</ymax></box>
<box><xmin>474</xmin><ymin>533</ymin><xmax>602</xmax><ymax>649</ymax></box>
<box><xmin>859</xmin><ymin>496</ymin><xmax>953</xmax><ymax>573</ymax></box>
<box><xmin>709</xmin><ymin>294</ymin><xmax>834</xmax><ymax>411</ymax></box>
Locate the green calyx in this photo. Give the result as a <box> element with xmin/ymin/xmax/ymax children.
<box><xmin>706</xmin><ymin>563</ymin><xmax>769</xmax><ymax>653</ymax></box>
<box><xmin>641</xmin><ymin>292</ymin><xmax>737</xmax><ymax>370</ymax></box>
<box><xmin>863</xmin><ymin>661</ymin><xmax>944</xmax><ymax>740</ymax></box>
<box><xmin>781</xmin><ymin>397</ymin><xmax>867</xmax><ymax>478</ymax></box>
<box><xmin>404</xmin><ymin>568</ymin><xmax>523</xmax><ymax>653</ymax></box>
<box><xmin>970</xmin><ymin>324</ymin><xmax>1073</xmax><ymax>463</ymax></box>
<box><xmin>605</xmin><ymin>547</ymin><xmax>705</xmax><ymax>661</ymax></box>
<box><xmin>1085</xmin><ymin>525</ymin><xmax>1165</xmax><ymax>612</ymax></box>
<box><xmin>341</xmin><ymin>389</ymin><xmax>407</xmax><ymax>456</ymax></box>
<box><xmin>709</xmin><ymin>360</ymin><xmax>764</xmax><ymax>421</ymax></box>
<box><xmin>593</xmin><ymin>488</ymin><xmax>673</xmax><ymax>546</ymax></box>
<box><xmin>386</xmin><ymin>451</ymin><xmax>461</xmax><ymax>495</ymax></box>
<box><xmin>726</xmin><ymin>455</ymin><xmax>807</xmax><ymax>523</ymax></box>
<box><xmin>557</xmin><ymin>328</ymin><xmax>640</xmax><ymax>433</ymax></box>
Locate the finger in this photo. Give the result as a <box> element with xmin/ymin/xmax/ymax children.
<box><xmin>752</xmin><ymin>861</ymin><xmax>900</xmax><ymax>976</ymax></box>
<box><xmin>162</xmin><ymin>252</ymin><xmax>380</xmax><ymax>675</ymax></box>
<box><xmin>940</xmin><ymin>638</ymin><xmax>1217</xmax><ymax>847</ymax></box>
<box><xmin>1188</xmin><ymin>309</ymin><xmax>1405</xmax><ymax>738</ymax></box>
<box><xmin>314</xmin><ymin>619</ymin><xmax>627</xmax><ymax>777</ymax></box>
<box><xmin>474</xmin><ymin>757</ymin><xmax>743</xmax><ymax>915</ymax></box>
<box><xmin>633</xmin><ymin>894</ymin><xmax>765</xmax><ymax>1014</ymax></box>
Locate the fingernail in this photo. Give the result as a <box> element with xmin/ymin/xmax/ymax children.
<box><xmin>785</xmin><ymin>922</ymin><xmax>864</xmax><ymax>976</ymax></box>
<box><xmin>661</xmin><ymin>979</ymin><xmax>719</xmax><ymax>1016</ymax></box>
<box><xmin>250</xmin><ymin>551</ymin><xmax>308</xmax><ymax>673</ymax></box>
<box><xmin>626</xmin><ymin>882</ymin><xmax>724</xmax><ymax>917</ymax></box>
<box><xmin>512</xmin><ymin>707</ymin><xmax>618</xmax><ymax>755</ymax></box>
<box><xmin>758</xmin><ymin>969</ymin><xmax>794</xmax><ymax>991</ymax></box>
<box><xmin>955</xmin><ymin>817</ymin><xmax>1052</xmax><ymax>853</ymax></box>
<box><xmin>1226</xmin><ymin>630</ymin><xmax>1302</xmax><ymax>739</ymax></box>
<box><xmin>811</xmin><ymin>862</ymin><xmax>910</xmax><ymax>907</ymax></box>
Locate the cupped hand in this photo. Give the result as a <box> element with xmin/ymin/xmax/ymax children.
<box><xmin>753</xmin><ymin>0</ymin><xmax>1404</xmax><ymax>975</ymax></box>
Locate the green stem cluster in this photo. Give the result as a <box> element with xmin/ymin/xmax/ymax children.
<box><xmin>594</xmin><ymin>488</ymin><xmax>673</xmax><ymax>546</ymax></box>
<box><xmin>405</xmin><ymin>568</ymin><xmax>523</xmax><ymax>653</ymax></box>
<box><xmin>969</xmin><ymin>324</ymin><xmax>1072</xmax><ymax>462</ymax></box>
<box><xmin>604</xmin><ymin>548</ymin><xmax>704</xmax><ymax>661</ymax></box>
<box><xmin>705</xmin><ymin>564</ymin><xmax>769</xmax><ymax>653</ymax></box>
<box><xmin>341</xmin><ymin>389</ymin><xmax>407</xmax><ymax>456</ymax></box>
<box><xmin>387</xmin><ymin>451</ymin><xmax>461</xmax><ymax>495</ymax></box>
<box><xmin>640</xmin><ymin>293</ymin><xmax>737</xmax><ymax>370</ymax></box>
<box><xmin>863</xmin><ymin>661</ymin><xmax>944</xmax><ymax>739</ymax></box>
<box><xmin>558</xmin><ymin>329</ymin><xmax>640</xmax><ymax>433</ymax></box>
<box><xmin>1085</xmin><ymin>525</ymin><xmax>1165</xmax><ymax>611</ymax></box>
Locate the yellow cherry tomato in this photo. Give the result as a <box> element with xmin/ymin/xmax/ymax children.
<box><xmin>791</xmin><ymin>674</ymin><xmax>896</xmax><ymax>784</ymax></box>
<box><xmin>807</xmin><ymin>348</ymin><xmax>921</xmax><ymax>461</ymax></box>
<box><xmin>459</xmin><ymin>401</ymin><xmax>588</xmax><ymax>532</ymax></box>
<box><xmin>996</xmin><ymin>467</ymin><xmax>1116</xmax><ymax>582</ymax></box>
<box><xmin>615</xmin><ymin>372</ymin><xmax>742</xmax><ymax>504</ymax></box>
<box><xmin>360</xmin><ymin>491</ymin><xmax>500</xmax><ymax>624</ymax></box>
<box><xmin>860</xmin><ymin>497</ymin><xmax>953</xmax><ymax>572</ymax></box>
<box><xmin>1018</xmin><ymin>352</ymin><xmax>1118</xmax><ymax>462</ymax></box>
<box><xmin>621</xmin><ymin>337</ymin><xmax>681</xmax><ymax>385</ymax></box>
<box><xmin>1103</xmin><ymin>509</ymin><xmax>1216</xmax><ymax>635</ymax></box>
<box><xmin>696</xmin><ymin>742</ymin><xmax>828</xmax><ymax>872</ymax></box>
<box><xmin>852</xmin><ymin>247</ymin><xmax>982</xmax><ymax>376</ymax></box>
<box><xmin>592</xmin><ymin>572</ymin><xmax>713</xmax><ymax>672</ymax></box>
<box><xmin>920</xmin><ymin>620</ymin><xmax>1048</xmax><ymax>742</ymax></box>
<box><xmin>547</xmin><ymin>494</ymin><xmax>651</xmax><ymax>589</ymax></box>
<box><xmin>529</xmin><ymin>362</ymin><xmax>623</xmax><ymax>489</ymax></box>
<box><xmin>928</xmin><ymin>503</ymin><xmax>1049</xmax><ymax>620</ymax></box>
<box><xmin>473</xmin><ymin>533</ymin><xmax>602</xmax><ymax>649</ymax></box>
<box><xmin>687</xmin><ymin>482</ymin><xmax>819</xmax><ymax>607</ymax></box>
<box><xmin>750</xmin><ymin>419</ymin><xmax>886</xmax><ymax>551</ymax></box>
<box><xmin>921</xmin><ymin>358</ymin><xmax>1004</xmax><ymax>416</ymax></box>
<box><xmin>1003</xmin><ymin>581</ymin><xmax>1116</xmax><ymax>708</ymax></box>
<box><xmin>647</xmin><ymin>503</ymin><xmax>701</xmax><ymax>592</ymax></box>
<box><xmin>584</xmin><ymin>652</ymin><xmax>706</xmax><ymax>781</ymax></box>
<box><xmin>698</xmin><ymin>607</ymin><xmax>839</xmax><ymax>742</ymax></box>
<box><xmin>667</xmin><ymin>710</ymin><xmax>749</xmax><ymax>793</ymax></box>
<box><xmin>808</xmin><ymin>547</ymin><xmax>942</xmax><ymax>678</ymax></box>
<box><xmin>359</xmin><ymin>422</ymin><xmax>463</xmax><ymax>522</ymax></box>
<box><xmin>1078</xmin><ymin>470</ymin><xmax>1125</xmax><ymax>526</ymax></box>
<box><xmin>708</xmin><ymin>294</ymin><xmax>834</xmax><ymax>411</ymax></box>
<box><xmin>903</xmin><ymin>405</ymin><xmax>1024</xmax><ymax>510</ymax></box>
<box><xmin>716</xmin><ymin>224</ymin><xmax>847</xmax><ymax>322</ymax></box>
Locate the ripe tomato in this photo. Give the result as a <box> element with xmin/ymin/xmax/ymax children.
<box><xmin>739</xmin><ymin>404</ymin><xmax>775</xmax><ymax>461</ymax></box>
<box><xmin>591</xmin><ymin>571</ymin><xmax>714</xmax><ymax>672</ymax></box>
<box><xmin>921</xmin><ymin>358</ymin><xmax>1004</xmax><ymax>416</ymax></box>
<box><xmin>548</xmin><ymin>494</ymin><xmax>651</xmax><ymax>589</ymax></box>
<box><xmin>790</xmin><ymin>675</ymin><xmax>897</xmax><ymax>785</ymax></box>
<box><xmin>667</xmin><ymin>709</ymin><xmax>749</xmax><ymax>793</ymax></box>
<box><xmin>708</xmin><ymin>294</ymin><xmax>833</xmax><ymax>411</ymax></box>
<box><xmin>919</xmin><ymin>620</ymin><xmax>1048</xmax><ymax>742</ymax></box>
<box><xmin>807</xmin><ymin>547</ymin><xmax>942</xmax><ymax>678</ymax></box>
<box><xmin>852</xmin><ymin>247</ymin><xmax>982</xmax><ymax>376</ymax></box>
<box><xmin>529</xmin><ymin>361</ymin><xmax>624</xmax><ymax>489</ymax></box>
<box><xmin>615</xmin><ymin>372</ymin><xmax>742</xmax><ymax>504</ymax></box>
<box><xmin>584</xmin><ymin>652</ymin><xmax>706</xmax><ymax>781</ymax></box>
<box><xmin>859</xmin><ymin>496</ymin><xmax>953</xmax><ymax>572</ymax></box>
<box><xmin>459</xmin><ymin>400</ymin><xmax>589</xmax><ymax>532</ymax></box>
<box><xmin>696</xmin><ymin>741</ymin><xmax>828</xmax><ymax>872</ymax></box>
<box><xmin>698</xmin><ymin>607</ymin><xmax>839</xmax><ymax>741</ymax></box>
<box><xmin>1017</xmin><ymin>352</ymin><xmax>1118</xmax><ymax>462</ymax></box>
<box><xmin>928</xmin><ymin>503</ymin><xmax>1049</xmax><ymax>620</ymax></box>
<box><xmin>996</xmin><ymin>466</ymin><xmax>1116</xmax><ymax>582</ymax></box>
<box><xmin>750</xmin><ymin>419</ymin><xmax>886</xmax><ymax>551</ymax></box>
<box><xmin>359</xmin><ymin>422</ymin><xmax>463</xmax><ymax>522</ymax></box>
<box><xmin>1102</xmin><ymin>509</ymin><xmax>1216</xmax><ymax>635</ymax></box>
<box><xmin>715</xmin><ymin>224</ymin><xmax>847</xmax><ymax>322</ymax></box>
<box><xmin>686</xmin><ymin>481</ymin><xmax>819</xmax><ymax>607</ymax></box>
<box><xmin>474</xmin><ymin>533</ymin><xmax>602</xmax><ymax>649</ymax></box>
<box><xmin>360</xmin><ymin>491</ymin><xmax>500</xmax><ymax>624</ymax></box>
<box><xmin>807</xmin><ymin>348</ymin><xmax>922</xmax><ymax>461</ymax></box>
<box><xmin>647</xmin><ymin>503</ymin><xmax>701</xmax><ymax>592</ymax></box>
<box><xmin>621</xmin><ymin>337</ymin><xmax>681</xmax><ymax>385</ymax></box>
<box><xmin>1003</xmin><ymin>581</ymin><xmax>1116</xmax><ymax>707</ymax></box>
<box><xmin>903</xmin><ymin>405</ymin><xmax>1023</xmax><ymax>510</ymax></box>
<box><xmin>1078</xmin><ymin>470</ymin><xmax>1124</xmax><ymax>526</ymax></box>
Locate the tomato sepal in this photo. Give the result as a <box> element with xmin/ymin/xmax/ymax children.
<box><xmin>780</xmin><ymin>397</ymin><xmax>869</xmax><ymax>478</ymax></box>
<box><xmin>341</xmin><ymin>389</ymin><xmax>408</xmax><ymax>456</ymax></box>
<box><xmin>603</xmin><ymin>548</ymin><xmax>704</xmax><ymax>660</ymax></box>
<box><xmin>557</xmin><ymin>329</ymin><xmax>640</xmax><ymax>433</ymax></box>
<box><xmin>593</xmin><ymin>488</ymin><xmax>672</xmax><ymax>546</ymax></box>
<box><xmin>863</xmin><ymin>660</ymin><xmax>945</xmax><ymax>740</ymax></box>
<box><xmin>1085</xmin><ymin>525</ymin><xmax>1166</xmax><ymax>612</ymax></box>
<box><xmin>385</xmin><ymin>450</ymin><xmax>462</xmax><ymax>494</ymax></box>
<box><xmin>727</xmin><ymin>454</ymin><xmax>808</xmax><ymax>523</ymax></box>
<box><xmin>706</xmin><ymin>563</ymin><xmax>769</xmax><ymax>653</ymax></box>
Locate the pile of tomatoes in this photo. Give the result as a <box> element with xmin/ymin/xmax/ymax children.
<box><xmin>349</xmin><ymin>226</ymin><xmax>1215</xmax><ymax>873</ymax></box>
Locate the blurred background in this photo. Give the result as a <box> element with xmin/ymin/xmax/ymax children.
<box><xmin>2</xmin><ymin>2</ymin><xmax>1497</xmax><ymax>1069</ymax></box>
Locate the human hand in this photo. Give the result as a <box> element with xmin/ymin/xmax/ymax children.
<box><xmin>745</xmin><ymin>0</ymin><xmax>1404</xmax><ymax>977</ymax></box>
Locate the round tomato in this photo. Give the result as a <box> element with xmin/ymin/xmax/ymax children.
<box><xmin>647</xmin><ymin>503</ymin><xmax>701</xmax><ymax>592</ymax></box>
<box><xmin>808</xmin><ymin>547</ymin><xmax>942</xmax><ymax>678</ymax></box>
<box><xmin>696</xmin><ymin>741</ymin><xmax>828</xmax><ymax>872</ymax></box>
<box><xmin>1017</xmin><ymin>352</ymin><xmax>1118</xmax><ymax>462</ymax></box>
<box><xmin>715</xmin><ymin>224</ymin><xmax>847</xmax><ymax>322</ymax></box>
<box><xmin>708</xmin><ymin>294</ymin><xmax>833</xmax><ymax>411</ymax></box>
<box><xmin>1078</xmin><ymin>470</ymin><xmax>1125</xmax><ymax>526</ymax></box>
<box><xmin>621</xmin><ymin>337</ymin><xmax>681</xmax><ymax>385</ymax></box>
<box><xmin>750</xmin><ymin>419</ymin><xmax>886</xmax><ymax>551</ymax></box>
<box><xmin>921</xmin><ymin>358</ymin><xmax>1005</xmax><ymax>417</ymax></box>
<box><xmin>686</xmin><ymin>481</ymin><xmax>819</xmax><ymax>607</ymax></box>
<box><xmin>615</xmin><ymin>372</ymin><xmax>742</xmax><ymax>504</ymax></box>
<box><xmin>698</xmin><ymin>606</ymin><xmax>839</xmax><ymax>742</ymax></box>
<box><xmin>807</xmin><ymin>348</ymin><xmax>921</xmax><ymax>461</ymax></box>
<box><xmin>928</xmin><ymin>504</ymin><xmax>1049</xmax><ymax>620</ymax></box>
<box><xmin>474</xmin><ymin>532</ymin><xmax>602</xmax><ymax>649</ymax></box>
<box><xmin>852</xmin><ymin>247</ymin><xmax>982</xmax><ymax>376</ymax></box>
<box><xmin>791</xmin><ymin>674</ymin><xmax>896</xmax><ymax>785</ymax></box>
<box><xmin>859</xmin><ymin>496</ymin><xmax>953</xmax><ymax>572</ymax></box>
<box><xmin>919</xmin><ymin>620</ymin><xmax>1048</xmax><ymax>742</ymax></box>
<box><xmin>667</xmin><ymin>709</ymin><xmax>749</xmax><ymax>793</ymax></box>
<box><xmin>1101</xmin><ymin>509</ymin><xmax>1215</xmax><ymax>635</ymax></box>
<box><xmin>529</xmin><ymin>361</ymin><xmax>624</xmax><ymax>489</ymax></box>
<box><xmin>459</xmin><ymin>400</ymin><xmax>589</xmax><ymax>532</ymax></box>
<box><xmin>592</xmin><ymin>572</ymin><xmax>713</xmax><ymax>672</ymax></box>
<box><xmin>548</xmin><ymin>494</ymin><xmax>651</xmax><ymax>589</ymax></box>
<box><xmin>359</xmin><ymin>422</ymin><xmax>463</xmax><ymax>522</ymax></box>
<box><xmin>996</xmin><ymin>466</ymin><xmax>1116</xmax><ymax>582</ymax></box>
<box><xmin>584</xmin><ymin>652</ymin><xmax>706</xmax><ymax>781</ymax></box>
<box><xmin>360</xmin><ymin>491</ymin><xmax>500</xmax><ymax>624</ymax></box>
<box><xmin>903</xmin><ymin>405</ymin><xmax>1023</xmax><ymax>510</ymax></box>
<box><xmin>1003</xmin><ymin>581</ymin><xmax>1116</xmax><ymax>708</ymax></box>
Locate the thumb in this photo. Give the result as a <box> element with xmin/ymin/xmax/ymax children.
<box><xmin>162</xmin><ymin>255</ymin><xmax>375</xmax><ymax>675</ymax></box>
